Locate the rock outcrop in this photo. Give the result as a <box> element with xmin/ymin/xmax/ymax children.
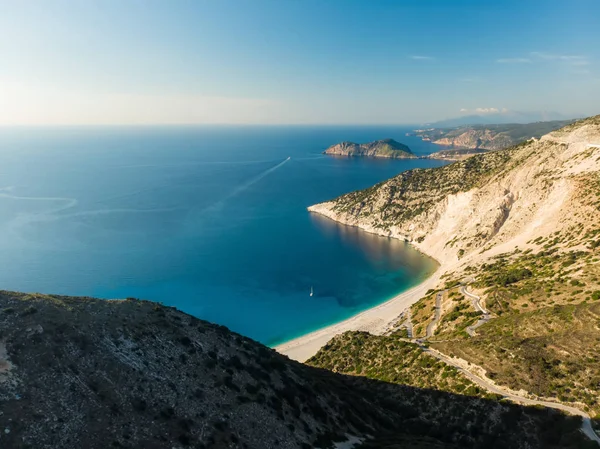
<box><xmin>432</xmin><ymin>129</ymin><xmax>512</xmax><ymax>151</ymax></box>
<box><xmin>324</xmin><ymin>138</ymin><xmax>416</xmax><ymax>159</ymax></box>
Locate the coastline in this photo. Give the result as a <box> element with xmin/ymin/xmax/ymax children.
<box><xmin>275</xmin><ymin>208</ymin><xmax>444</xmax><ymax>362</ymax></box>
<box><xmin>275</xmin><ymin>267</ymin><xmax>442</xmax><ymax>362</ymax></box>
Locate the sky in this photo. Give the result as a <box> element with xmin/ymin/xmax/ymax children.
<box><xmin>0</xmin><ymin>0</ymin><xmax>599</xmax><ymax>125</ymax></box>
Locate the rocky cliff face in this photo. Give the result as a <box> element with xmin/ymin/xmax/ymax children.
<box><xmin>433</xmin><ymin>129</ymin><xmax>512</xmax><ymax>150</ymax></box>
<box><xmin>0</xmin><ymin>291</ymin><xmax>585</xmax><ymax>449</ymax></box>
<box><xmin>324</xmin><ymin>138</ymin><xmax>416</xmax><ymax>159</ymax></box>
<box><xmin>414</xmin><ymin>120</ymin><xmax>574</xmax><ymax>152</ymax></box>
<box><xmin>310</xmin><ymin>116</ymin><xmax>600</xmax><ymax>267</ymax></box>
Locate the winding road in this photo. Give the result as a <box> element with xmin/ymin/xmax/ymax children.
<box><xmin>425</xmin><ymin>291</ymin><xmax>444</xmax><ymax>338</ymax></box>
<box><xmin>418</xmin><ymin>344</ymin><xmax>600</xmax><ymax>445</ymax></box>
<box><xmin>413</xmin><ymin>278</ymin><xmax>599</xmax><ymax>444</ymax></box>
<box><xmin>460</xmin><ymin>285</ymin><xmax>492</xmax><ymax>336</ymax></box>
<box><xmin>405</xmin><ymin>310</ymin><xmax>414</xmax><ymax>339</ymax></box>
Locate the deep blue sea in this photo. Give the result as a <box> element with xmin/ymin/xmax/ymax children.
<box><xmin>0</xmin><ymin>126</ymin><xmax>447</xmax><ymax>345</ymax></box>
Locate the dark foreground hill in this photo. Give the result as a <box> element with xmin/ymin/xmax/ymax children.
<box><xmin>0</xmin><ymin>291</ymin><xmax>592</xmax><ymax>449</ymax></box>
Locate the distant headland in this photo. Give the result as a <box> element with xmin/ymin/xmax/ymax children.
<box><xmin>323</xmin><ymin>138</ymin><xmax>416</xmax><ymax>159</ymax></box>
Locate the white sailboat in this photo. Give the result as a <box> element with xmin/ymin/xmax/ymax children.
<box><xmin>310</xmin><ymin>286</ymin><xmax>313</xmax><ymax>297</ymax></box>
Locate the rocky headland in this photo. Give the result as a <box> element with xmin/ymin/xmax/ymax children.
<box><xmin>323</xmin><ymin>138</ymin><xmax>416</xmax><ymax>159</ymax></box>
<box><xmin>414</xmin><ymin>120</ymin><xmax>574</xmax><ymax>160</ymax></box>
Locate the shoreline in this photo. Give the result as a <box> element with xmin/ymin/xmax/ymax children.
<box><xmin>275</xmin><ymin>261</ymin><xmax>444</xmax><ymax>362</ymax></box>
<box><xmin>275</xmin><ymin>205</ymin><xmax>448</xmax><ymax>362</ymax></box>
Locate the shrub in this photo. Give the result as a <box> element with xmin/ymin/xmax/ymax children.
<box><xmin>21</xmin><ymin>306</ymin><xmax>38</xmax><ymax>316</ymax></box>
<box><xmin>496</xmin><ymin>268</ymin><xmax>533</xmax><ymax>286</ymax></box>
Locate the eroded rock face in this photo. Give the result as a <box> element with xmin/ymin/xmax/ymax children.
<box><xmin>310</xmin><ymin>116</ymin><xmax>600</xmax><ymax>266</ymax></box>
<box><xmin>324</xmin><ymin>139</ymin><xmax>416</xmax><ymax>159</ymax></box>
<box><xmin>433</xmin><ymin>129</ymin><xmax>512</xmax><ymax>151</ymax></box>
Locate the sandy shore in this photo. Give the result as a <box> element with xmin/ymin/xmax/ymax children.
<box><xmin>274</xmin><ymin>268</ymin><xmax>443</xmax><ymax>362</ymax></box>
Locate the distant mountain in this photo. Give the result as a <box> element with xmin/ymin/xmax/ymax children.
<box><xmin>429</xmin><ymin>111</ymin><xmax>574</xmax><ymax>128</ymax></box>
<box><xmin>324</xmin><ymin>138</ymin><xmax>416</xmax><ymax>159</ymax></box>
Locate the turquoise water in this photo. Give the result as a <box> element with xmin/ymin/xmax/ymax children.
<box><xmin>0</xmin><ymin>126</ymin><xmax>447</xmax><ymax>345</ymax></box>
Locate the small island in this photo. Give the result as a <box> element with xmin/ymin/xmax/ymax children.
<box><xmin>323</xmin><ymin>138</ymin><xmax>416</xmax><ymax>159</ymax></box>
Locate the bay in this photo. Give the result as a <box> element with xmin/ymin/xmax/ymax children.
<box><xmin>0</xmin><ymin>126</ymin><xmax>447</xmax><ymax>344</ymax></box>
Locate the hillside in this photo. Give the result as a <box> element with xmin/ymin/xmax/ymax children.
<box><xmin>323</xmin><ymin>139</ymin><xmax>416</xmax><ymax>159</ymax></box>
<box><xmin>429</xmin><ymin>112</ymin><xmax>571</xmax><ymax>128</ymax></box>
<box><xmin>305</xmin><ymin>115</ymin><xmax>600</xmax><ymax>433</ymax></box>
<box><xmin>0</xmin><ymin>291</ymin><xmax>590</xmax><ymax>449</ymax></box>
<box><xmin>307</xmin><ymin>331</ymin><xmax>496</xmax><ymax>400</ymax></box>
<box><xmin>412</xmin><ymin>120</ymin><xmax>574</xmax><ymax>157</ymax></box>
<box><xmin>309</xmin><ymin>115</ymin><xmax>600</xmax><ymax>266</ymax></box>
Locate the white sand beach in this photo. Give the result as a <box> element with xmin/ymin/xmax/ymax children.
<box><xmin>275</xmin><ymin>268</ymin><xmax>443</xmax><ymax>362</ymax></box>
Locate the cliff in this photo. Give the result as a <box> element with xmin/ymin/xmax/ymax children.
<box><xmin>0</xmin><ymin>291</ymin><xmax>586</xmax><ymax>449</ymax></box>
<box><xmin>323</xmin><ymin>138</ymin><xmax>416</xmax><ymax>159</ymax></box>
<box><xmin>310</xmin><ymin>115</ymin><xmax>600</xmax><ymax>266</ymax></box>
<box><xmin>414</xmin><ymin>120</ymin><xmax>574</xmax><ymax>154</ymax></box>
<box><xmin>432</xmin><ymin>128</ymin><xmax>513</xmax><ymax>150</ymax></box>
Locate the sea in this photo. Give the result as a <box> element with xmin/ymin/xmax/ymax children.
<box><xmin>0</xmin><ymin>126</ymin><xmax>448</xmax><ymax>345</ymax></box>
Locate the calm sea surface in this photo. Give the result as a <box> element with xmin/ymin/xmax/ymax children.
<box><xmin>0</xmin><ymin>126</ymin><xmax>447</xmax><ymax>345</ymax></box>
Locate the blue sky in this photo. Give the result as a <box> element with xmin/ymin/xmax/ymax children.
<box><xmin>1</xmin><ymin>0</ymin><xmax>599</xmax><ymax>125</ymax></box>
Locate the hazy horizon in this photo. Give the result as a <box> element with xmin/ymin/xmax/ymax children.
<box><xmin>1</xmin><ymin>0</ymin><xmax>599</xmax><ymax>126</ymax></box>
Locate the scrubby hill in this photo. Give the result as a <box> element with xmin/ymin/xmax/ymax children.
<box><xmin>307</xmin><ymin>331</ymin><xmax>493</xmax><ymax>399</ymax></box>
<box><xmin>0</xmin><ymin>291</ymin><xmax>590</xmax><ymax>449</ymax></box>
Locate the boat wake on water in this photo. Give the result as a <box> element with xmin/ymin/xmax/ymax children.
<box><xmin>199</xmin><ymin>157</ymin><xmax>291</xmax><ymax>215</ymax></box>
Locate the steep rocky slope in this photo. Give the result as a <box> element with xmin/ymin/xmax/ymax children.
<box><xmin>324</xmin><ymin>139</ymin><xmax>416</xmax><ymax>159</ymax></box>
<box><xmin>0</xmin><ymin>291</ymin><xmax>590</xmax><ymax>449</ymax></box>
<box><xmin>432</xmin><ymin>128</ymin><xmax>513</xmax><ymax>151</ymax></box>
<box><xmin>310</xmin><ymin>115</ymin><xmax>600</xmax><ymax>267</ymax></box>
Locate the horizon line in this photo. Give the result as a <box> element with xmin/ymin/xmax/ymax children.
<box><xmin>0</xmin><ymin>122</ymin><xmax>429</xmax><ymax>128</ymax></box>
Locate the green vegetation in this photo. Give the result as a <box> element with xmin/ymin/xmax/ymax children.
<box><xmin>414</xmin><ymin>120</ymin><xmax>575</xmax><ymax>152</ymax></box>
<box><xmin>473</xmin><ymin>247</ymin><xmax>600</xmax><ymax>315</ymax></box>
<box><xmin>470</xmin><ymin>120</ymin><xmax>574</xmax><ymax>141</ymax></box>
<box><xmin>430</xmin><ymin>240</ymin><xmax>600</xmax><ymax>416</ymax></box>
<box><xmin>312</xmin><ymin>115</ymin><xmax>600</xmax><ymax>443</ymax></box>
<box><xmin>307</xmin><ymin>331</ymin><xmax>594</xmax><ymax>448</ymax></box>
<box><xmin>331</xmin><ymin>149</ymin><xmax>513</xmax><ymax>227</ymax></box>
<box><xmin>324</xmin><ymin>138</ymin><xmax>416</xmax><ymax>159</ymax></box>
<box><xmin>435</xmin><ymin>302</ymin><xmax>600</xmax><ymax>416</ymax></box>
<box><xmin>410</xmin><ymin>293</ymin><xmax>437</xmax><ymax>338</ymax></box>
<box><xmin>308</xmin><ymin>331</ymin><xmax>494</xmax><ymax>399</ymax></box>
